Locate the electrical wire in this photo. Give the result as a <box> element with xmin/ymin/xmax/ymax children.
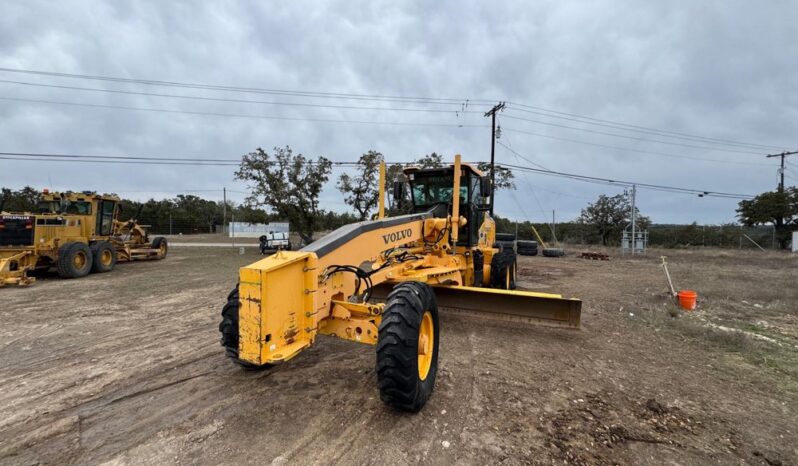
<box><xmin>500</xmin><ymin>126</ymin><xmax>770</xmax><ymax>167</ymax></box>
<box><xmin>496</xmin><ymin>143</ymin><xmax>753</xmax><ymax>199</ymax></box>
<box><xmin>501</xmin><ymin>113</ymin><xmax>760</xmax><ymax>155</ymax></box>
<box><xmin>0</xmin><ymin>67</ymin><xmax>490</xmax><ymax>106</ymax></box>
<box><xmin>0</xmin><ymin>96</ymin><xmax>488</xmax><ymax>129</ymax></box>
<box><xmin>0</xmin><ymin>67</ymin><xmax>787</xmax><ymax>152</ymax></box>
<box><xmin>0</xmin><ymin>79</ymin><xmax>482</xmax><ymax>114</ymax></box>
<box><xmin>504</xmin><ymin>101</ymin><xmax>788</xmax><ymax>151</ymax></box>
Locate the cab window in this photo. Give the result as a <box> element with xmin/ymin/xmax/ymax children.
<box><xmin>96</xmin><ymin>201</ymin><xmax>115</xmax><ymax>235</ymax></box>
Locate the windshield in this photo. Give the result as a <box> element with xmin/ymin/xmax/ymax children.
<box><xmin>411</xmin><ymin>175</ymin><xmax>468</xmax><ymax>207</ymax></box>
<box><xmin>36</xmin><ymin>200</ymin><xmax>92</xmax><ymax>215</ymax></box>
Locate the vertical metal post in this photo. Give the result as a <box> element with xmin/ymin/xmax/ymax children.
<box><xmin>378</xmin><ymin>161</ymin><xmax>386</xmax><ymax>219</ymax></box>
<box><xmin>450</xmin><ymin>154</ymin><xmax>462</xmax><ymax>245</ymax></box>
<box><xmin>222</xmin><ymin>187</ymin><xmax>227</xmax><ymax>235</ymax></box>
<box><xmin>552</xmin><ymin>209</ymin><xmax>556</xmax><ymax>241</ymax></box>
<box><xmin>169</xmin><ymin>213</ymin><xmax>173</xmax><ymax>235</ymax></box>
<box><xmin>630</xmin><ymin>184</ymin><xmax>636</xmax><ymax>254</ymax></box>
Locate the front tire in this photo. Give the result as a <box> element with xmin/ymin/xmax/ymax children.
<box><xmin>376</xmin><ymin>282</ymin><xmax>439</xmax><ymax>412</ymax></box>
<box><xmin>490</xmin><ymin>249</ymin><xmax>517</xmax><ymax>290</ymax></box>
<box><xmin>219</xmin><ymin>286</ymin><xmax>271</xmax><ymax>370</ymax></box>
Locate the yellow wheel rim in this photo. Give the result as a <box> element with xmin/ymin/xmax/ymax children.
<box><xmin>73</xmin><ymin>252</ymin><xmax>86</xmax><ymax>269</ymax></box>
<box><xmin>101</xmin><ymin>250</ymin><xmax>112</xmax><ymax>266</ymax></box>
<box><xmin>418</xmin><ymin>311</ymin><xmax>434</xmax><ymax>380</ymax></box>
<box><xmin>159</xmin><ymin>243</ymin><xmax>167</xmax><ymax>256</ymax></box>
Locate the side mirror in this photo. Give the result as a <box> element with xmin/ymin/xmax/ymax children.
<box><xmin>480</xmin><ymin>176</ymin><xmax>492</xmax><ymax>198</ymax></box>
<box><xmin>392</xmin><ymin>181</ymin><xmax>405</xmax><ymax>208</ymax></box>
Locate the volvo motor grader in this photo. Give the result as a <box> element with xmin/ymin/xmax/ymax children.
<box><xmin>0</xmin><ymin>190</ymin><xmax>168</xmax><ymax>287</ymax></box>
<box><xmin>218</xmin><ymin>155</ymin><xmax>581</xmax><ymax>412</ymax></box>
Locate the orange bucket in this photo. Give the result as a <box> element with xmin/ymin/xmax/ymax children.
<box><xmin>677</xmin><ymin>290</ymin><xmax>697</xmax><ymax>311</ymax></box>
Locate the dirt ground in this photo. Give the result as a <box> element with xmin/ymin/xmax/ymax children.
<box><xmin>1</xmin><ymin>244</ymin><xmax>796</xmax><ymax>465</ymax></box>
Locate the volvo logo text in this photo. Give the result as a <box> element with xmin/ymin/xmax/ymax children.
<box><xmin>382</xmin><ymin>228</ymin><xmax>413</xmax><ymax>245</ymax></box>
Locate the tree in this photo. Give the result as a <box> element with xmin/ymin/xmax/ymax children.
<box><xmin>337</xmin><ymin>150</ymin><xmax>383</xmax><ymax>221</ymax></box>
<box><xmin>578</xmin><ymin>193</ymin><xmax>650</xmax><ymax>245</ymax></box>
<box><xmin>476</xmin><ymin>162</ymin><xmax>515</xmax><ymax>190</ymax></box>
<box><xmin>0</xmin><ymin>186</ymin><xmax>40</xmax><ymax>212</ymax></box>
<box><xmin>411</xmin><ymin>153</ymin><xmax>515</xmax><ymax>190</ymax></box>
<box><xmin>414</xmin><ymin>152</ymin><xmax>445</xmax><ymax>168</ymax></box>
<box><xmin>737</xmin><ymin>187</ymin><xmax>798</xmax><ymax>249</ymax></box>
<box><xmin>236</xmin><ymin>146</ymin><xmax>332</xmax><ymax>245</ymax></box>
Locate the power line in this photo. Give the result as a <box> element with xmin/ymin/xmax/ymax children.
<box><xmin>1</xmin><ymin>67</ymin><xmax>787</xmax><ymax>153</ymax></box>
<box><xmin>0</xmin><ymin>67</ymin><xmax>489</xmax><ymax>106</ymax></box>
<box><xmin>0</xmin><ymin>79</ymin><xmax>483</xmax><ymax>115</ymax></box>
<box><xmin>496</xmin><ymin>143</ymin><xmax>753</xmax><ymax>199</ymax></box>
<box><xmin>500</xmin><ymin>125</ymin><xmax>770</xmax><ymax>166</ymax></box>
<box><xmin>0</xmin><ymin>151</ymin><xmax>412</xmax><ymax>168</ymax></box>
<box><xmin>504</xmin><ymin>101</ymin><xmax>787</xmax><ymax>151</ymax></box>
<box><xmin>0</xmin><ymin>96</ymin><xmax>487</xmax><ymax>129</ymax></box>
<box><xmin>501</xmin><ymin>113</ymin><xmax>761</xmax><ymax>155</ymax></box>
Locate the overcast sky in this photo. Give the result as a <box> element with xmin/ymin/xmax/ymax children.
<box><xmin>1</xmin><ymin>1</ymin><xmax>796</xmax><ymax>224</ymax></box>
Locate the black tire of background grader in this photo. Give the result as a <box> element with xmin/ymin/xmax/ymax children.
<box><xmin>219</xmin><ymin>286</ymin><xmax>271</xmax><ymax>370</ymax></box>
<box><xmin>56</xmin><ymin>242</ymin><xmax>93</xmax><ymax>279</ymax></box>
<box><xmin>151</xmin><ymin>236</ymin><xmax>168</xmax><ymax>259</ymax></box>
<box><xmin>490</xmin><ymin>249</ymin><xmax>517</xmax><ymax>290</ymax></box>
<box><xmin>89</xmin><ymin>241</ymin><xmax>116</xmax><ymax>273</ymax></box>
<box><xmin>376</xmin><ymin>281</ymin><xmax>439</xmax><ymax>412</ymax></box>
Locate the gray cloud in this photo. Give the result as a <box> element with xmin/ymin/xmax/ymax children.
<box><xmin>1</xmin><ymin>0</ymin><xmax>796</xmax><ymax>223</ymax></box>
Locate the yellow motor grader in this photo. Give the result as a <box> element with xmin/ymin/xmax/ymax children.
<box><xmin>0</xmin><ymin>190</ymin><xmax>167</xmax><ymax>287</ymax></box>
<box><xmin>219</xmin><ymin>155</ymin><xmax>581</xmax><ymax>411</ymax></box>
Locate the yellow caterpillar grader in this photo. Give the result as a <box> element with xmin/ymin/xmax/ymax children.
<box><xmin>0</xmin><ymin>190</ymin><xmax>167</xmax><ymax>287</ymax></box>
<box><xmin>219</xmin><ymin>155</ymin><xmax>581</xmax><ymax>411</ymax></box>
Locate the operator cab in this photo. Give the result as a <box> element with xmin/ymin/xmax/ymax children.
<box><xmin>401</xmin><ymin>163</ymin><xmax>492</xmax><ymax>247</ymax></box>
<box><xmin>35</xmin><ymin>191</ymin><xmax>119</xmax><ymax>236</ymax></box>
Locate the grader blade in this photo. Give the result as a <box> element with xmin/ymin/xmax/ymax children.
<box><xmin>371</xmin><ymin>284</ymin><xmax>581</xmax><ymax>328</ymax></box>
<box><xmin>432</xmin><ymin>286</ymin><xmax>581</xmax><ymax>328</ymax></box>
<box><xmin>0</xmin><ymin>251</ymin><xmax>35</xmax><ymax>287</ymax></box>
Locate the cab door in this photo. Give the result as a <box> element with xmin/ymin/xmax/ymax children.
<box><xmin>96</xmin><ymin>200</ymin><xmax>116</xmax><ymax>236</ymax></box>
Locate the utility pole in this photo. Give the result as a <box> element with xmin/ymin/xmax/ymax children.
<box><xmin>484</xmin><ymin>102</ymin><xmax>506</xmax><ymax>215</ymax></box>
<box><xmin>766</xmin><ymin>150</ymin><xmax>798</xmax><ymax>193</ymax></box>
<box><xmin>222</xmin><ymin>187</ymin><xmax>227</xmax><ymax>235</ymax></box>
<box><xmin>765</xmin><ymin>150</ymin><xmax>797</xmax><ymax>249</ymax></box>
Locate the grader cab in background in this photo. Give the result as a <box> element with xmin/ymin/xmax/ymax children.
<box><xmin>218</xmin><ymin>155</ymin><xmax>581</xmax><ymax>412</ymax></box>
<box><xmin>0</xmin><ymin>190</ymin><xmax>167</xmax><ymax>287</ymax></box>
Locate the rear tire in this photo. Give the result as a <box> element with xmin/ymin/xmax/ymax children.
<box><xmin>152</xmin><ymin>236</ymin><xmax>168</xmax><ymax>259</ymax></box>
<box><xmin>90</xmin><ymin>241</ymin><xmax>116</xmax><ymax>273</ymax></box>
<box><xmin>219</xmin><ymin>286</ymin><xmax>271</xmax><ymax>370</ymax></box>
<box><xmin>57</xmin><ymin>242</ymin><xmax>93</xmax><ymax>278</ymax></box>
<box><xmin>376</xmin><ymin>282</ymin><xmax>439</xmax><ymax>412</ymax></box>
